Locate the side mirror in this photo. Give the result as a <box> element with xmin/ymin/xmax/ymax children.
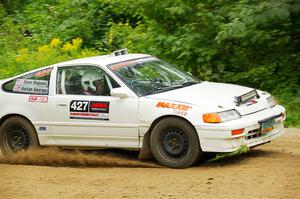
<box><xmin>110</xmin><ymin>87</ymin><xmax>129</xmax><ymax>98</ymax></box>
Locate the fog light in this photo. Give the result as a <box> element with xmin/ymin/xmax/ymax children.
<box><xmin>231</xmin><ymin>128</ymin><xmax>244</xmax><ymax>136</ymax></box>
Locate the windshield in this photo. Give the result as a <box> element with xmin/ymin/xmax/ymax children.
<box><xmin>109</xmin><ymin>58</ymin><xmax>199</xmax><ymax>96</ymax></box>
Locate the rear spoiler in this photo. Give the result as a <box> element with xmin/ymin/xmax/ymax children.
<box><xmin>234</xmin><ymin>90</ymin><xmax>260</xmax><ymax>106</ymax></box>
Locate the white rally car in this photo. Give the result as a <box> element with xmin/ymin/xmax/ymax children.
<box><xmin>0</xmin><ymin>49</ymin><xmax>285</xmax><ymax>168</ymax></box>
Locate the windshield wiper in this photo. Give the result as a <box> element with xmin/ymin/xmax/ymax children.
<box><xmin>181</xmin><ymin>81</ymin><xmax>199</xmax><ymax>87</ymax></box>
<box><xmin>142</xmin><ymin>86</ymin><xmax>182</xmax><ymax>96</ymax></box>
<box><xmin>142</xmin><ymin>81</ymin><xmax>199</xmax><ymax>96</ymax></box>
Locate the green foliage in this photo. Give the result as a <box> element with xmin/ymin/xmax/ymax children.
<box><xmin>0</xmin><ymin>0</ymin><xmax>299</xmax><ymax>126</ymax></box>
<box><xmin>207</xmin><ymin>145</ymin><xmax>250</xmax><ymax>163</ymax></box>
<box><xmin>0</xmin><ymin>38</ymin><xmax>99</xmax><ymax>79</ymax></box>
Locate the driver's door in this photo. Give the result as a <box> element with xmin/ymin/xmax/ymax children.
<box><xmin>47</xmin><ymin>65</ymin><xmax>139</xmax><ymax>148</ymax></box>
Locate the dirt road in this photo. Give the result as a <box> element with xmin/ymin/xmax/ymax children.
<box><xmin>0</xmin><ymin>128</ymin><xmax>299</xmax><ymax>199</ymax></box>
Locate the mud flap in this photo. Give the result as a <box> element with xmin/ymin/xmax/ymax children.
<box><xmin>138</xmin><ymin>132</ymin><xmax>154</xmax><ymax>160</ymax></box>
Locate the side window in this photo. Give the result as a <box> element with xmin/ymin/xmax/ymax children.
<box><xmin>2</xmin><ymin>68</ymin><xmax>52</xmax><ymax>95</ymax></box>
<box><xmin>56</xmin><ymin>66</ymin><xmax>120</xmax><ymax>96</ymax></box>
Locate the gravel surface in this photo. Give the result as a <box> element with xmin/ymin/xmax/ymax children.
<box><xmin>0</xmin><ymin>128</ymin><xmax>299</xmax><ymax>199</ymax></box>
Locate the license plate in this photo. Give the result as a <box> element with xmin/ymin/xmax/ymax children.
<box><xmin>261</xmin><ymin>119</ymin><xmax>275</xmax><ymax>133</ymax></box>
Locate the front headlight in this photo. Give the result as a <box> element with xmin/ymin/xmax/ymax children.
<box><xmin>203</xmin><ymin>109</ymin><xmax>241</xmax><ymax>123</ymax></box>
<box><xmin>267</xmin><ymin>96</ymin><xmax>277</xmax><ymax>108</ymax></box>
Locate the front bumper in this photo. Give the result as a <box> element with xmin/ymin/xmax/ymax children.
<box><xmin>196</xmin><ymin>105</ymin><xmax>286</xmax><ymax>153</ymax></box>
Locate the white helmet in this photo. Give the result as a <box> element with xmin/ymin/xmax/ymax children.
<box><xmin>81</xmin><ymin>71</ymin><xmax>103</xmax><ymax>92</ymax></box>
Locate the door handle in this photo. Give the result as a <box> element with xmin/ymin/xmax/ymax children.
<box><xmin>56</xmin><ymin>104</ymin><xmax>67</xmax><ymax>107</ymax></box>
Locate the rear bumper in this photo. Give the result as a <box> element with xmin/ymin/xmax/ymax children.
<box><xmin>196</xmin><ymin>105</ymin><xmax>285</xmax><ymax>152</ymax></box>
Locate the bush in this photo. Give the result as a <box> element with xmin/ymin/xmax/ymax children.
<box><xmin>0</xmin><ymin>38</ymin><xmax>99</xmax><ymax>79</ymax></box>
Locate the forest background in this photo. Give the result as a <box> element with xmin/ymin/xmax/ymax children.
<box><xmin>0</xmin><ymin>0</ymin><xmax>299</xmax><ymax>127</ymax></box>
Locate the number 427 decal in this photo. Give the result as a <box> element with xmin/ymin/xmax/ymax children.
<box><xmin>69</xmin><ymin>100</ymin><xmax>110</xmax><ymax>120</ymax></box>
<box><xmin>70</xmin><ymin>100</ymin><xmax>89</xmax><ymax>112</ymax></box>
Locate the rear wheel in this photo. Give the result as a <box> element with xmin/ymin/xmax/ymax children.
<box><xmin>0</xmin><ymin>116</ymin><xmax>39</xmax><ymax>155</ymax></box>
<box><xmin>150</xmin><ymin>117</ymin><xmax>202</xmax><ymax>168</ymax></box>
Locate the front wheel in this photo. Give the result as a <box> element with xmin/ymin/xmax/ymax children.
<box><xmin>150</xmin><ymin>117</ymin><xmax>202</xmax><ymax>168</ymax></box>
<box><xmin>0</xmin><ymin>116</ymin><xmax>39</xmax><ymax>155</ymax></box>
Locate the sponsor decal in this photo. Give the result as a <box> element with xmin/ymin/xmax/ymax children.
<box><xmin>109</xmin><ymin>58</ymin><xmax>155</xmax><ymax>71</ymax></box>
<box><xmin>34</xmin><ymin>68</ymin><xmax>52</xmax><ymax>77</ymax></box>
<box><xmin>110</xmin><ymin>61</ymin><xmax>137</xmax><ymax>71</ymax></box>
<box><xmin>13</xmin><ymin>79</ymin><xmax>49</xmax><ymax>94</ymax></box>
<box><xmin>90</xmin><ymin>101</ymin><xmax>109</xmax><ymax>113</ymax></box>
<box><xmin>156</xmin><ymin>101</ymin><xmax>192</xmax><ymax>116</ymax></box>
<box><xmin>29</xmin><ymin>95</ymin><xmax>48</xmax><ymax>103</ymax></box>
<box><xmin>69</xmin><ymin>100</ymin><xmax>110</xmax><ymax>120</ymax></box>
<box><xmin>156</xmin><ymin>101</ymin><xmax>192</xmax><ymax>111</ymax></box>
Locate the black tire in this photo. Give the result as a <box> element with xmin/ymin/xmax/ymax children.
<box><xmin>0</xmin><ymin>116</ymin><xmax>39</xmax><ymax>156</ymax></box>
<box><xmin>150</xmin><ymin>117</ymin><xmax>202</xmax><ymax>168</ymax></box>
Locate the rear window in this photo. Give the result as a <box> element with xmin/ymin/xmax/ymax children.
<box><xmin>2</xmin><ymin>68</ymin><xmax>52</xmax><ymax>95</ymax></box>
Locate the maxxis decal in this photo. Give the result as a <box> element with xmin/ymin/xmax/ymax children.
<box><xmin>156</xmin><ymin>101</ymin><xmax>192</xmax><ymax>116</ymax></box>
<box><xmin>69</xmin><ymin>100</ymin><xmax>110</xmax><ymax>120</ymax></box>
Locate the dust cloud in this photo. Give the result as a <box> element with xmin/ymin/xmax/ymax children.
<box><xmin>0</xmin><ymin>147</ymin><xmax>160</xmax><ymax>168</ymax></box>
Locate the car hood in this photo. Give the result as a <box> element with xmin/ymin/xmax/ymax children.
<box><xmin>146</xmin><ymin>81</ymin><xmax>268</xmax><ymax>115</ymax></box>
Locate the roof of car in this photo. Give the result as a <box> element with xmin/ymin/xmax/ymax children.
<box><xmin>55</xmin><ymin>53</ymin><xmax>152</xmax><ymax>67</ymax></box>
